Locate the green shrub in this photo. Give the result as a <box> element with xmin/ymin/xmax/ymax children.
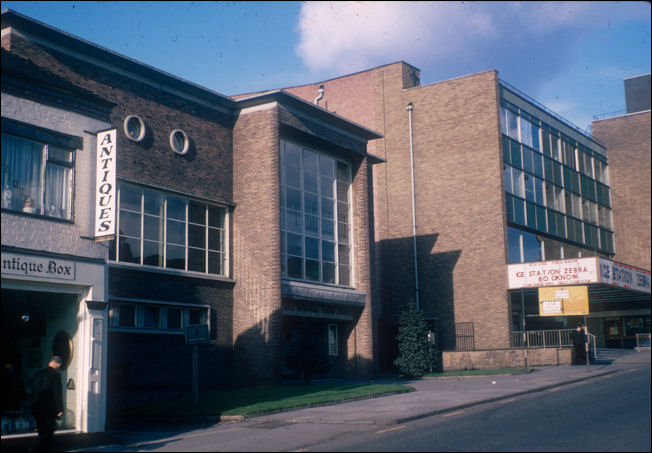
<box><xmin>393</xmin><ymin>301</ymin><xmax>438</xmax><ymax>377</ymax></box>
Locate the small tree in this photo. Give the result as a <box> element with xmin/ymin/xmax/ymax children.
<box><xmin>393</xmin><ymin>301</ymin><xmax>437</xmax><ymax>377</ymax></box>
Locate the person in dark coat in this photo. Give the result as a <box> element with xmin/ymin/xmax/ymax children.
<box><xmin>571</xmin><ymin>324</ymin><xmax>586</xmax><ymax>364</ymax></box>
<box><xmin>30</xmin><ymin>356</ymin><xmax>63</xmax><ymax>452</ymax></box>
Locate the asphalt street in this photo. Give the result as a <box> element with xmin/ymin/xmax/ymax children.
<box><xmin>2</xmin><ymin>348</ymin><xmax>649</xmax><ymax>452</ymax></box>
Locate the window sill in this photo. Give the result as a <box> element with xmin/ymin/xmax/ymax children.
<box><xmin>1</xmin><ymin>208</ymin><xmax>73</xmax><ymax>223</ymax></box>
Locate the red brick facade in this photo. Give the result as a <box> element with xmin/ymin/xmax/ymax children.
<box><xmin>286</xmin><ymin>63</ymin><xmax>515</xmax><ymax>362</ymax></box>
<box><xmin>592</xmin><ymin>111</ymin><xmax>651</xmax><ymax>270</ymax></box>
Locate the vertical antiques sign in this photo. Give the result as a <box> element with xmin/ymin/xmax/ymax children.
<box><xmin>95</xmin><ymin>129</ymin><xmax>117</xmax><ymax>240</ymax></box>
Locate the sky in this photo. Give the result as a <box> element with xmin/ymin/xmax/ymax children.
<box><xmin>2</xmin><ymin>1</ymin><xmax>650</xmax><ymax>132</ymax></box>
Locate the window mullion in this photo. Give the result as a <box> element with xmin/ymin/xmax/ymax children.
<box><xmin>333</xmin><ymin>176</ymin><xmax>339</xmax><ymax>285</ymax></box>
<box><xmin>140</xmin><ymin>192</ymin><xmax>145</xmax><ymax>265</ymax></box>
<box><xmin>163</xmin><ymin>198</ymin><xmax>168</xmax><ymax>269</ymax></box>
<box><xmin>184</xmin><ymin>201</ymin><xmax>189</xmax><ymax>271</ymax></box>
<box><xmin>39</xmin><ymin>144</ymin><xmax>47</xmax><ymax>215</ymax></box>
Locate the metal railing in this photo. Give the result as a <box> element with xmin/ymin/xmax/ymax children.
<box><xmin>511</xmin><ymin>329</ymin><xmax>597</xmax><ymax>359</ymax></box>
<box><xmin>434</xmin><ymin>321</ymin><xmax>475</xmax><ymax>351</ymax></box>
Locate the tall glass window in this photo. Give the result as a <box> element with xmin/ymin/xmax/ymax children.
<box><xmin>1</xmin><ymin>132</ymin><xmax>73</xmax><ymax>219</ymax></box>
<box><xmin>281</xmin><ymin>140</ymin><xmax>351</xmax><ymax>286</ymax></box>
<box><xmin>109</xmin><ymin>182</ymin><xmax>227</xmax><ymax>276</ymax></box>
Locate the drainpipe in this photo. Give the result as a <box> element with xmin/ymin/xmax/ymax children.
<box><xmin>314</xmin><ymin>85</ymin><xmax>325</xmax><ymax>106</ymax></box>
<box><xmin>407</xmin><ymin>102</ymin><xmax>420</xmax><ymax>310</ymax></box>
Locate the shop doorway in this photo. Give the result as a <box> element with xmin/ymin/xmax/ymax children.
<box><xmin>604</xmin><ymin>318</ymin><xmax>623</xmax><ymax>349</ymax></box>
<box><xmin>1</xmin><ymin>289</ymin><xmax>79</xmax><ymax>436</ymax></box>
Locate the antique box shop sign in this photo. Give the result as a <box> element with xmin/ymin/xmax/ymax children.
<box><xmin>95</xmin><ymin>129</ymin><xmax>117</xmax><ymax>240</ymax></box>
<box><xmin>2</xmin><ymin>253</ymin><xmax>75</xmax><ymax>280</ymax></box>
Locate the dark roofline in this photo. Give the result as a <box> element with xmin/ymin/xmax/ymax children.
<box><xmin>236</xmin><ymin>89</ymin><xmax>383</xmax><ymax>142</ymax></box>
<box><xmin>234</xmin><ymin>61</ymin><xmax>421</xmax><ymax>97</ymax></box>
<box><xmin>1</xmin><ymin>9</ymin><xmax>235</xmax><ymax>111</ymax></box>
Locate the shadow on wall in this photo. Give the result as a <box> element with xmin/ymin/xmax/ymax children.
<box><xmin>376</xmin><ymin>233</ymin><xmax>461</xmax><ymax>372</ymax></box>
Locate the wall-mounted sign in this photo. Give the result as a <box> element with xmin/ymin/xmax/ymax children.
<box><xmin>1</xmin><ymin>253</ymin><xmax>75</xmax><ymax>280</ymax></box>
<box><xmin>508</xmin><ymin>258</ymin><xmax>598</xmax><ymax>289</ymax></box>
<box><xmin>509</xmin><ymin>258</ymin><xmax>651</xmax><ymax>294</ymax></box>
<box><xmin>185</xmin><ymin>324</ymin><xmax>210</xmax><ymax>345</ymax></box>
<box><xmin>538</xmin><ymin>285</ymin><xmax>589</xmax><ymax>316</ymax></box>
<box><xmin>599</xmin><ymin>258</ymin><xmax>651</xmax><ymax>294</ymax></box>
<box><xmin>95</xmin><ymin>129</ymin><xmax>117</xmax><ymax>240</ymax></box>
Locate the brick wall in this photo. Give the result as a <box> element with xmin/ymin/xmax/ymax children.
<box><xmin>442</xmin><ymin>347</ymin><xmax>572</xmax><ymax>370</ymax></box>
<box><xmin>4</xmin><ymin>33</ymin><xmax>234</xmax><ymax>202</ymax></box>
<box><xmin>592</xmin><ymin>111</ymin><xmax>651</xmax><ymax>270</ymax></box>
<box><xmin>287</xmin><ymin>64</ymin><xmax>512</xmax><ymax>352</ymax></box>
<box><xmin>346</xmin><ymin>155</ymin><xmax>375</xmax><ymax>376</ymax></box>
<box><xmin>232</xmin><ymin>104</ymin><xmax>283</xmax><ymax>384</ymax></box>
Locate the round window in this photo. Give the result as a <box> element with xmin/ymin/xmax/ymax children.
<box><xmin>52</xmin><ymin>330</ymin><xmax>73</xmax><ymax>370</ymax></box>
<box><xmin>169</xmin><ymin>129</ymin><xmax>189</xmax><ymax>155</ymax></box>
<box><xmin>123</xmin><ymin>115</ymin><xmax>146</xmax><ymax>142</ymax></box>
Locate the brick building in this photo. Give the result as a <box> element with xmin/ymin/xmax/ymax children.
<box><xmin>591</xmin><ymin>74</ymin><xmax>651</xmax><ymax>347</ymax></box>
<box><xmin>1</xmin><ymin>10</ymin><xmax>380</xmax><ymax>435</ymax></box>
<box><xmin>1</xmin><ymin>44</ymin><xmax>113</xmax><ymax>435</ymax></box>
<box><xmin>282</xmin><ymin>61</ymin><xmax>650</xmax><ymax>367</ymax></box>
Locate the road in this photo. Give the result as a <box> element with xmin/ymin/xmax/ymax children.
<box><xmin>84</xmin><ymin>365</ymin><xmax>650</xmax><ymax>452</ymax></box>
<box><xmin>307</xmin><ymin>367</ymin><xmax>651</xmax><ymax>452</ymax></box>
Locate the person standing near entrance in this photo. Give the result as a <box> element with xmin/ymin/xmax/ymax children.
<box><xmin>571</xmin><ymin>324</ymin><xmax>586</xmax><ymax>364</ymax></box>
<box><xmin>30</xmin><ymin>356</ymin><xmax>63</xmax><ymax>452</ymax></box>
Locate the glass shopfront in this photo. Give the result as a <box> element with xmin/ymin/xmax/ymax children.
<box><xmin>1</xmin><ymin>289</ymin><xmax>79</xmax><ymax>435</ymax></box>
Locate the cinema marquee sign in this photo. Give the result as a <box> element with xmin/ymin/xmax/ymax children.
<box><xmin>95</xmin><ymin>129</ymin><xmax>117</xmax><ymax>240</ymax></box>
<box><xmin>508</xmin><ymin>257</ymin><xmax>651</xmax><ymax>294</ymax></box>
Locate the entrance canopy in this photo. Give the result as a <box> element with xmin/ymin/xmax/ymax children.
<box><xmin>508</xmin><ymin>257</ymin><xmax>651</xmax><ymax>305</ymax></box>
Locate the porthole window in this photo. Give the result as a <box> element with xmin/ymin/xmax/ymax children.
<box><xmin>169</xmin><ymin>129</ymin><xmax>189</xmax><ymax>155</ymax></box>
<box><xmin>123</xmin><ymin>115</ymin><xmax>146</xmax><ymax>142</ymax></box>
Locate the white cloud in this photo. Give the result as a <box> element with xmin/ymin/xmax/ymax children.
<box><xmin>295</xmin><ymin>1</ymin><xmax>646</xmax><ymax>76</ymax></box>
<box><xmin>295</xmin><ymin>1</ymin><xmax>495</xmax><ymax>73</ymax></box>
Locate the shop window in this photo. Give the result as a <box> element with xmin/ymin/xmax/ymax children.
<box><xmin>1</xmin><ymin>132</ymin><xmax>73</xmax><ymax>220</ymax></box>
<box><xmin>109</xmin><ymin>182</ymin><xmax>227</xmax><ymax>276</ymax></box>
<box><xmin>52</xmin><ymin>330</ymin><xmax>73</xmax><ymax>370</ymax></box>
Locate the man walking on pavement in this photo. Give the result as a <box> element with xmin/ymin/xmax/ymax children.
<box><xmin>29</xmin><ymin>355</ymin><xmax>64</xmax><ymax>452</ymax></box>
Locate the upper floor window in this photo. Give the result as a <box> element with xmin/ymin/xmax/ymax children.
<box><xmin>500</xmin><ymin>106</ymin><xmax>519</xmax><ymax>141</ymax></box>
<box><xmin>108</xmin><ymin>182</ymin><xmax>228</xmax><ymax>276</ymax></box>
<box><xmin>280</xmin><ymin>140</ymin><xmax>352</xmax><ymax>286</ymax></box>
<box><xmin>1</xmin><ymin>132</ymin><xmax>73</xmax><ymax>220</ymax></box>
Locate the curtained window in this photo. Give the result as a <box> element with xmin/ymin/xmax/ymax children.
<box><xmin>1</xmin><ymin>132</ymin><xmax>73</xmax><ymax>219</ymax></box>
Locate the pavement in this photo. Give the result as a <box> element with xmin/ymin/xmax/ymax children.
<box><xmin>2</xmin><ymin>348</ymin><xmax>649</xmax><ymax>452</ymax></box>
